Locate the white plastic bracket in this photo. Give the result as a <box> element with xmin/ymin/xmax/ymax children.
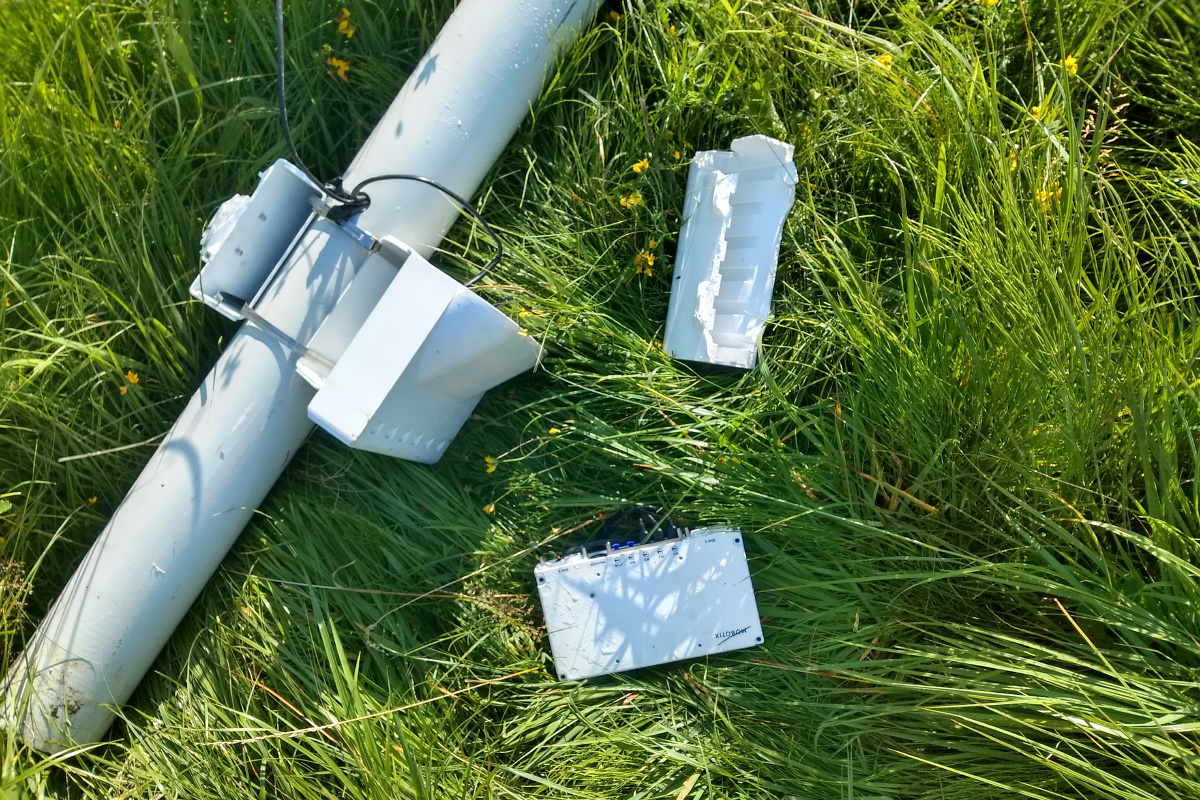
<box><xmin>303</xmin><ymin>237</ymin><xmax>543</xmax><ymax>464</ymax></box>
<box><xmin>191</xmin><ymin>159</ymin><xmax>323</xmax><ymax>321</ymax></box>
<box><xmin>194</xmin><ymin>161</ymin><xmax>542</xmax><ymax>466</ymax></box>
<box><xmin>663</xmin><ymin>135</ymin><xmax>797</xmax><ymax>369</ymax></box>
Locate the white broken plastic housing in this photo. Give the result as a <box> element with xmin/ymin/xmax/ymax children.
<box><xmin>663</xmin><ymin>135</ymin><xmax>797</xmax><ymax>369</ymax></box>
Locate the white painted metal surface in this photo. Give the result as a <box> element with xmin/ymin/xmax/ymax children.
<box><xmin>663</xmin><ymin>135</ymin><xmax>798</xmax><ymax>369</ymax></box>
<box><xmin>2</xmin><ymin>0</ymin><xmax>601</xmax><ymax>752</ymax></box>
<box><xmin>3</xmin><ymin>216</ymin><xmax>370</xmax><ymax>752</ymax></box>
<box><xmin>535</xmin><ymin>527</ymin><xmax>763</xmax><ymax>680</ymax></box>
<box><xmin>343</xmin><ymin>0</ymin><xmax>598</xmax><ymax>259</ymax></box>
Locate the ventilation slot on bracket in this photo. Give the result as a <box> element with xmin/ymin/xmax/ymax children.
<box><xmin>663</xmin><ymin>135</ymin><xmax>797</xmax><ymax>369</ymax></box>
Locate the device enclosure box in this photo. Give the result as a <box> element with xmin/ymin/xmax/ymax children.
<box><xmin>535</xmin><ymin>526</ymin><xmax>763</xmax><ymax>680</ymax></box>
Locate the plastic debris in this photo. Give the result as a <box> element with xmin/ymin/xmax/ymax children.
<box><xmin>664</xmin><ymin>135</ymin><xmax>797</xmax><ymax>369</ymax></box>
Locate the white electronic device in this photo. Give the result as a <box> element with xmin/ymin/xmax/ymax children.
<box><xmin>535</xmin><ymin>525</ymin><xmax>763</xmax><ymax>680</ymax></box>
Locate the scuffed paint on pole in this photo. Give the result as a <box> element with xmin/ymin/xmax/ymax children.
<box><xmin>3</xmin><ymin>0</ymin><xmax>600</xmax><ymax>752</ymax></box>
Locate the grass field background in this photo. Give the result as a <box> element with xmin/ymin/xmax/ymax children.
<box><xmin>3</xmin><ymin>0</ymin><xmax>1200</xmax><ymax>797</ymax></box>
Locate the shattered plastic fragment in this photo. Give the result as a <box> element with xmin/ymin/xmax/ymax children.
<box><xmin>663</xmin><ymin>135</ymin><xmax>797</xmax><ymax>369</ymax></box>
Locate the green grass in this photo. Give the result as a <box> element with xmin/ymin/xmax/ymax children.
<box><xmin>3</xmin><ymin>0</ymin><xmax>1200</xmax><ymax>797</ymax></box>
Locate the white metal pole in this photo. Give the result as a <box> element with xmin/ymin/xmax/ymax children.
<box><xmin>3</xmin><ymin>0</ymin><xmax>599</xmax><ymax>752</ymax></box>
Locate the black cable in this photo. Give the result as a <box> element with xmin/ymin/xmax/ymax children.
<box><xmin>565</xmin><ymin>506</ymin><xmax>683</xmax><ymax>559</ymax></box>
<box><xmin>347</xmin><ymin>175</ymin><xmax>503</xmax><ymax>286</ymax></box>
<box><xmin>595</xmin><ymin>505</ymin><xmax>662</xmax><ymax>539</ymax></box>
<box><xmin>274</xmin><ymin>0</ymin><xmax>503</xmax><ymax>285</ymax></box>
<box><xmin>276</xmin><ymin>0</ymin><xmax>351</xmax><ymax>201</ymax></box>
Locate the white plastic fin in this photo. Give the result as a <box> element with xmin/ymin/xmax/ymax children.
<box><xmin>663</xmin><ymin>135</ymin><xmax>797</xmax><ymax>369</ymax></box>
<box><xmin>306</xmin><ymin>239</ymin><xmax>542</xmax><ymax>464</ymax></box>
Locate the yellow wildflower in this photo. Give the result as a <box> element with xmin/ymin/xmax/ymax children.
<box><xmin>608</xmin><ymin>9</ymin><xmax>624</xmax><ymax>22</ymax></box>
<box><xmin>484</xmin><ymin>456</ymin><xmax>496</xmax><ymax>474</ymax></box>
<box><xmin>632</xmin><ymin>158</ymin><xmax>649</xmax><ymax>174</ymax></box>
<box><xmin>518</xmin><ymin>308</ymin><xmax>532</xmax><ymax>318</ymax></box>
<box><xmin>633</xmin><ymin>251</ymin><xmax>655</xmax><ymax>276</ymax></box>
<box><xmin>669</xmin><ymin>24</ymin><xmax>676</xmax><ymax>35</ymax></box>
<box><xmin>619</xmin><ymin>190</ymin><xmax>643</xmax><ymax>209</ymax></box>
<box><xmin>1060</xmin><ymin>54</ymin><xmax>1078</xmax><ymax>77</ymax></box>
<box><xmin>981</xmin><ymin>0</ymin><xmax>998</xmax><ymax>6</ymax></box>
<box><xmin>483</xmin><ymin>503</ymin><xmax>495</xmax><ymax>515</ymax></box>
<box><xmin>334</xmin><ymin>8</ymin><xmax>356</xmax><ymax>39</ymax></box>
<box><xmin>1031</xmin><ymin>105</ymin><xmax>1042</xmax><ymax>120</ymax></box>
<box><xmin>518</xmin><ymin>328</ymin><xmax>528</xmax><ymax>336</ymax></box>
<box><xmin>327</xmin><ymin>57</ymin><xmax>350</xmax><ymax>82</ymax></box>
<box><xmin>548</xmin><ymin>427</ymin><xmax>561</xmax><ymax>435</ymax></box>
<box><xmin>648</xmin><ymin>239</ymin><xmax>658</xmax><ymax>249</ymax></box>
<box><xmin>87</xmin><ymin>496</ymin><xmax>97</xmax><ymax>505</ymax></box>
<box><xmin>119</xmin><ymin>385</ymin><xmax>127</xmax><ymax>396</ymax></box>
<box><xmin>1035</xmin><ymin>181</ymin><xmax>1062</xmax><ymax>208</ymax></box>
<box><xmin>671</xmin><ymin>149</ymin><xmax>681</xmax><ymax>162</ymax></box>
<box><xmin>874</xmin><ymin>53</ymin><xmax>893</xmax><ymax>70</ymax></box>
<box><xmin>125</xmin><ymin>370</ymin><xmax>139</xmax><ymax>384</ymax></box>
